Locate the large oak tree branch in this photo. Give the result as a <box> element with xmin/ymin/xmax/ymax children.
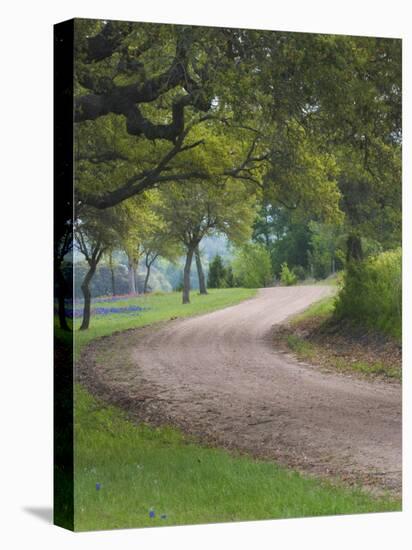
<box><xmin>82</xmin><ymin>21</ymin><xmax>134</xmax><ymax>63</ymax></box>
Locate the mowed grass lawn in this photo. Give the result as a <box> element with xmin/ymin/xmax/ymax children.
<box><xmin>69</xmin><ymin>288</ymin><xmax>400</xmax><ymax>531</ymax></box>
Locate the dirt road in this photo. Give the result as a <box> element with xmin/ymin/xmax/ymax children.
<box><xmin>79</xmin><ymin>286</ymin><xmax>402</xmax><ymax>495</ymax></box>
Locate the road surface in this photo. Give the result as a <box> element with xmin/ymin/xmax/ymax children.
<box><xmin>79</xmin><ymin>286</ymin><xmax>401</xmax><ymax>495</ymax></box>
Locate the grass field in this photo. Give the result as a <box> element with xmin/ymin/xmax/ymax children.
<box><xmin>74</xmin><ymin>386</ymin><xmax>399</xmax><ymax>531</ymax></box>
<box><xmin>68</xmin><ymin>288</ymin><xmax>400</xmax><ymax>531</ymax></box>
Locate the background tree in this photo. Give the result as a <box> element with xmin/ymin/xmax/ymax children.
<box><xmin>194</xmin><ymin>246</ymin><xmax>208</xmax><ymax>295</ymax></box>
<box><xmin>74</xmin><ymin>207</ymin><xmax>119</xmax><ymax>330</ymax></box>
<box><xmin>307</xmin><ymin>221</ymin><xmax>345</xmax><ymax>279</ymax></box>
<box><xmin>156</xmin><ymin>180</ymin><xmax>257</xmax><ymax>303</ymax></box>
<box><xmin>207</xmin><ymin>255</ymin><xmax>227</xmax><ymax>288</ymax></box>
<box><xmin>55</xmin><ymin>223</ymin><xmax>73</xmax><ymax>331</ymax></box>
<box><xmin>232</xmin><ymin>243</ymin><xmax>273</xmax><ymax>288</ymax></box>
<box><xmin>141</xmin><ymin>231</ymin><xmax>182</xmax><ymax>294</ymax></box>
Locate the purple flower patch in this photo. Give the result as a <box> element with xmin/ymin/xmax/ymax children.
<box><xmin>93</xmin><ymin>305</ymin><xmax>146</xmax><ymax>315</ymax></box>
<box><xmin>56</xmin><ymin>304</ymin><xmax>148</xmax><ymax>318</ymax></box>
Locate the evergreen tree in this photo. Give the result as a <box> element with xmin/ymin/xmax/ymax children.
<box><xmin>207</xmin><ymin>255</ymin><xmax>227</xmax><ymax>288</ymax></box>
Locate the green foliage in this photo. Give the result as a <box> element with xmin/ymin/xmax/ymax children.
<box><xmin>280</xmin><ymin>262</ymin><xmax>297</xmax><ymax>286</ymax></box>
<box><xmin>263</xmin><ymin>121</ymin><xmax>343</xmax><ymax>225</ymax></box>
<box><xmin>207</xmin><ymin>255</ymin><xmax>226</xmax><ymax>288</ymax></box>
<box><xmin>335</xmin><ymin>249</ymin><xmax>402</xmax><ymax>339</ymax></box>
<box><xmin>291</xmin><ymin>265</ymin><xmax>306</xmax><ymax>281</ymax></box>
<box><xmin>156</xmin><ymin>180</ymin><xmax>257</xmax><ymax>248</ymax></box>
<box><xmin>225</xmin><ymin>265</ymin><xmax>235</xmax><ymax>288</ymax></box>
<box><xmin>232</xmin><ymin>243</ymin><xmax>273</xmax><ymax>288</ymax></box>
<box><xmin>308</xmin><ymin>221</ymin><xmax>344</xmax><ymax>280</ymax></box>
<box><xmin>253</xmin><ymin>205</ymin><xmax>312</xmax><ymax>277</ymax></box>
<box><xmin>207</xmin><ymin>255</ymin><xmax>235</xmax><ymax>288</ymax></box>
<box><xmin>74</xmin><ymin>385</ymin><xmax>399</xmax><ymax>531</ymax></box>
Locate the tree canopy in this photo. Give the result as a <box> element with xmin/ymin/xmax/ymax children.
<box><xmin>61</xmin><ymin>19</ymin><xmax>402</xmax><ymax>329</ymax></box>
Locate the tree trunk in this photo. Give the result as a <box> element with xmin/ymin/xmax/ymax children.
<box><xmin>80</xmin><ymin>264</ymin><xmax>97</xmax><ymax>331</ymax></box>
<box><xmin>346</xmin><ymin>234</ymin><xmax>363</xmax><ymax>263</ymax></box>
<box><xmin>143</xmin><ymin>264</ymin><xmax>151</xmax><ymax>294</ymax></box>
<box><xmin>195</xmin><ymin>246</ymin><xmax>207</xmax><ymax>295</ymax></box>
<box><xmin>109</xmin><ymin>251</ymin><xmax>116</xmax><ymax>296</ymax></box>
<box><xmin>127</xmin><ymin>255</ymin><xmax>136</xmax><ymax>295</ymax></box>
<box><xmin>56</xmin><ymin>262</ymin><xmax>70</xmax><ymax>331</ymax></box>
<box><xmin>134</xmin><ymin>264</ymin><xmax>139</xmax><ymax>295</ymax></box>
<box><xmin>182</xmin><ymin>247</ymin><xmax>195</xmax><ymax>304</ymax></box>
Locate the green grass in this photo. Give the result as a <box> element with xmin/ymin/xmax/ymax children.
<box><xmin>74</xmin><ymin>386</ymin><xmax>400</xmax><ymax>531</ymax></box>
<box><xmin>291</xmin><ymin>295</ymin><xmax>336</xmax><ymax>324</ymax></box>
<box><xmin>334</xmin><ymin>359</ymin><xmax>401</xmax><ymax>380</ymax></box>
<box><xmin>286</xmin><ymin>335</ymin><xmax>316</xmax><ymax>359</ymax></box>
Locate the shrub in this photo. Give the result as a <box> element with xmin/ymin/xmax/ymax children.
<box><xmin>233</xmin><ymin>243</ymin><xmax>273</xmax><ymax>288</ymax></box>
<box><xmin>334</xmin><ymin>248</ymin><xmax>401</xmax><ymax>339</ymax></box>
<box><xmin>280</xmin><ymin>262</ymin><xmax>298</xmax><ymax>286</ymax></box>
<box><xmin>208</xmin><ymin>255</ymin><xmax>227</xmax><ymax>288</ymax></box>
<box><xmin>292</xmin><ymin>265</ymin><xmax>306</xmax><ymax>281</ymax></box>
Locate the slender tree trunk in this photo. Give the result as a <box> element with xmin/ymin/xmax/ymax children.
<box><xmin>143</xmin><ymin>264</ymin><xmax>151</xmax><ymax>294</ymax></box>
<box><xmin>109</xmin><ymin>251</ymin><xmax>116</xmax><ymax>296</ymax></box>
<box><xmin>143</xmin><ymin>253</ymin><xmax>158</xmax><ymax>294</ymax></box>
<box><xmin>134</xmin><ymin>262</ymin><xmax>139</xmax><ymax>295</ymax></box>
<box><xmin>56</xmin><ymin>262</ymin><xmax>70</xmax><ymax>331</ymax></box>
<box><xmin>346</xmin><ymin>234</ymin><xmax>363</xmax><ymax>263</ymax></box>
<box><xmin>80</xmin><ymin>264</ymin><xmax>97</xmax><ymax>331</ymax></box>
<box><xmin>127</xmin><ymin>255</ymin><xmax>137</xmax><ymax>295</ymax></box>
<box><xmin>195</xmin><ymin>246</ymin><xmax>207</xmax><ymax>295</ymax></box>
<box><xmin>182</xmin><ymin>247</ymin><xmax>195</xmax><ymax>304</ymax></box>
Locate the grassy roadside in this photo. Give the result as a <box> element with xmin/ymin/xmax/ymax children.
<box><xmin>74</xmin><ymin>386</ymin><xmax>399</xmax><ymax>531</ymax></box>
<box><xmin>275</xmin><ymin>295</ymin><xmax>401</xmax><ymax>381</ymax></box>
<box><xmin>66</xmin><ymin>287</ymin><xmax>400</xmax><ymax>531</ymax></box>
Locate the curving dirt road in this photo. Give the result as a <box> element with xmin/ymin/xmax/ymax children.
<box><xmin>79</xmin><ymin>286</ymin><xmax>402</xmax><ymax>495</ymax></box>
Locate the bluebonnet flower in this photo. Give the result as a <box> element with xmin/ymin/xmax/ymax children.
<box><xmin>149</xmin><ymin>508</ymin><xmax>155</xmax><ymax>518</ymax></box>
<box><xmin>55</xmin><ymin>304</ymin><xmax>149</xmax><ymax>319</ymax></box>
<box><xmin>95</xmin><ymin>483</ymin><xmax>101</xmax><ymax>491</ymax></box>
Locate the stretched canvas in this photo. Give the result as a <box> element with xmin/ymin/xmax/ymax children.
<box><xmin>54</xmin><ymin>18</ymin><xmax>402</xmax><ymax>531</ymax></box>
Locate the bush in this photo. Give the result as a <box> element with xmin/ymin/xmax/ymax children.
<box><xmin>335</xmin><ymin>248</ymin><xmax>401</xmax><ymax>339</ymax></box>
<box><xmin>208</xmin><ymin>255</ymin><xmax>227</xmax><ymax>288</ymax></box>
<box><xmin>233</xmin><ymin>243</ymin><xmax>273</xmax><ymax>288</ymax></box>
<box><xmin>280</xmin><ymin>262</ymin><xmax>298</xmax><ymax>286</ymax></box>
<box><xmin>292</xmin><ymin>265</ymin><xmax>306</xmax><ymax>281</ymax></box>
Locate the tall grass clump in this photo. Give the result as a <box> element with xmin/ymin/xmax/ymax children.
<box><xmin>335</xmin><ymin>248</ymin><xmax>401</xmax><ymax>340</ymax></box>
